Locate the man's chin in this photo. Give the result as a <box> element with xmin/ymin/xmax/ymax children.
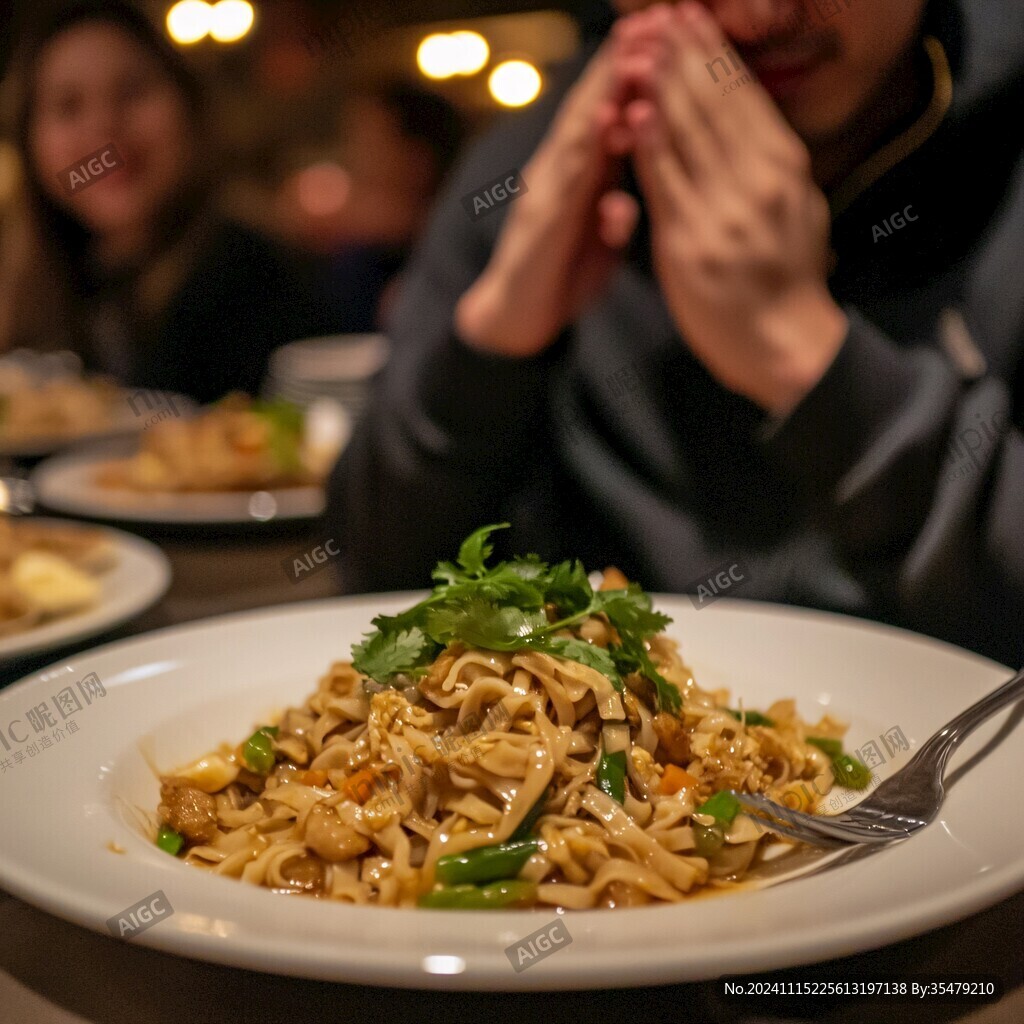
<box><xmin>770</xmin><ymin>94</ymin><xmax>858</xmax><ymax>148</ymax></box>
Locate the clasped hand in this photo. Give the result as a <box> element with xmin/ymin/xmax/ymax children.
<box><xmin>456</xmin><ymin>1</ymin><xmax>847</xmax><ymax>417</ymax></box>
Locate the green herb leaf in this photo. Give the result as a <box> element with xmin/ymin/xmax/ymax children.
<box><xmin>617</xmin><ymin>633</ymin><xmax>681</xmax><ymax>714</ymax></box>
<box><xmin>596</xmin><ymin>586</ymin><xmax>673</xmax><ymax>638</ymax></box>
<box><xmin>456</xmin><ymin>522</ymin><xmax>510</xmax><ymax>579</ymax></box>
<box><xmin>352</xmin><ymin>627</ymin><xmax>436</xmax><ymax>682</ymax></box>
<box><xmin>348</xmin><ymin>527</ymin><xmax>676</xmax><ymax>709</ymax></box>
<box><xmin>424</xmin><ymin>600</ymin><xmax>548</xmax><ymax>651</ymax></box>
<box><xmin>544</xmin><ymin>560</ymin><xmax>593</xmax><ymax>615</ymax></box>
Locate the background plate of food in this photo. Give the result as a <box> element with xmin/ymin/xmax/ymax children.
<box><xmin>0</xmin><ymin>529</ymin><xmax>1019</xmax><ymax>989</ymax></box>
<box><xmin>0</xmin><ymin>517</ymin><xmax>170</xmax><ymax>663</ymax></box>
<box><xmin>29</xmin><ymin>395</ymin><xmax>350</xmax><ymax>525</ymax></box>
<box><xmin>0</xmin><ymin>349</ymin><xmax>193</xmax><ymax>459</ymax></box>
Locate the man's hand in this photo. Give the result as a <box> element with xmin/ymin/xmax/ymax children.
<box><xmin>617</xmin><ymin>2</ymin><xmax>847</xmax><ymax>416</ymax></box>
<box><xmin>455</xmin><ymin>43</ymin><xmax>642</xmax><ymax>358</ymax></box>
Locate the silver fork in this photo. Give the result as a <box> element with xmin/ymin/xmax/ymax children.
<box><xmin>731</xmin><ymin>664</ymin><xmax>1024</xmax><ymax>847</ymax></box>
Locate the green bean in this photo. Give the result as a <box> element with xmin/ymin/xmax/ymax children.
<box><xmin>831</xmin><ymin>754</ymin><xmax>872</xmax><ymax>790</ymax></box>
<box><xmin>807</xmin><ymin>736</ymin><xmax>843</xmax><ymax>759</ymax></box>
<box><xmin>418</xmin><ymin>879</ymin><xmax>537</xmax><ymax>909</ymax></box>
<box><xmin>510</xmin><ymin>790</ymin><xmax>549</xmax><ymax>841</ymax></box>
<box><xmin>156</xmin><ymin>824</ymin><xmax>184</xmax><ymax>856</ymax></box>
<box><xmin>693</xmin><ymin>822</ymin><xmax>725</xmax><ymax>858</ymax></box>
<box><xmin>242</xmin><ymin>726</ymin><xmax>278</xmax><ymax>775</ymax></box>
<box><xmin>697</xmin><ymin>790</ymin><xmax>741</xmax><ymax>825</ymax></box>
<box><xmin>435</xmin><ymin>839</ymin><xmax>539</xmax><ymax>886</ymax></box>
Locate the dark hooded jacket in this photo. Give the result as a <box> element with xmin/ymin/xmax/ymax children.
<box><xmin>329</xmin><ymin>0</ymin><xmax>1024</xmax><ymax>669</ymax></box>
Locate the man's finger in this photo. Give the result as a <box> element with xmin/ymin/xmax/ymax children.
<box><xmin>597</xmin><ymin>189</ymin><xmax>641</xmax><ymax>250</ymax></box>
<box><xmin>628</xmin><ymin>99</ymin><xmax>697</xmax><ymax>228</ymax></box>
<box><xmin>676</xmin><ymin>2</ymin><xmax>800</xmax><ymax>162</ymax></box>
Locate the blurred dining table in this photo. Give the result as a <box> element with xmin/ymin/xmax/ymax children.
<box><xmin>0</xmin><ymin>523</ymin><xmax>1021</xmax><ymax>1023</ymax></box>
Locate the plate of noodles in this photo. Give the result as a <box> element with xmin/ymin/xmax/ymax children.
<box><xmin>0</xmin><ymin>350</ymin><xmax>190</xmax><ymax>458</ymax></box>
<box><xmin>0</xmin><ymin>517</ymin><xmax>170</xmax><ymax>662</ymax></box>
<box><xmin>0</xmin><ymin>525</ymin><xmax>1019</xmax><ymax>989</ymax></box>
<box><xmin>28</xmin><ymin>395</ymin><xmax>349</xmax><ymax>524</ymax></box>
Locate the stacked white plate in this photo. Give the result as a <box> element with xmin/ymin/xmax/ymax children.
<box><xmin>263</xmin><ymin>334</ymin><xmax>391</xmax><ymax>423</ymax></box>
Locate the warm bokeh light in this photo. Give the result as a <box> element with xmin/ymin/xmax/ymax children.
<box><xmin>488</xmin><ymin>60</ymin><xmax>542</xmax><ymax>107</ymax></box>
<box><xmin>449</xmin><ymin>30</ymin><xmax>490</xmax><ymax>75</ymax></box>
<box><xmin>418</xmin><ymin>30</ymin><xmax>492</xmax><ymax>79</ymax></box>
<box><xmin>166</xmin><ymin>0</ymin><xmax>212</xmax><ymax>45</ymax></box>
<box><xmin>294</xmin><ymin>162</ymin><xmax>352</xmax><ymax>218</ymax></box>
<box><xmin>209</xmin><ymin>0</ymin><xmax>254</xmax><ymax>43</ymax></box>
<box><xmin>417</xmin><ymin>33</ymin><xmax>459</xmax><ymax>80</ymax></box>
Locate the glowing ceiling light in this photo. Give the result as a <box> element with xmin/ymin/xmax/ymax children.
<box><xmin>417</xmin><ymin>33</ymin><xmax>459</xmax><ymax>80</ymax></box>
<box><xmin>209</xmin><ymin>0</ymin><xmax>254</xmax><ymax>43</ymax></box>
<box><xmin>166</xmin><ymin>0</ymin><xmax>212</xmax><ymax>45</ymax></box>
<box><xmin>489</xmin><ymin>60</ymin><xmax>542</xmax><ymax>107</ymax></box>
<box><xmin>450</xmin><ymin>30</ymin><xmax>489</xmax><ymax>75</ymax></box>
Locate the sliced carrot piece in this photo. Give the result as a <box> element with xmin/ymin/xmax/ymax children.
<box><xmin>341</xmin><ymin>768</ymin><xmax>385</xmax><ymax>804</ymax></box>
<box><xmin>301</xmin><ymin>769</ymin><xmax>328</xmax><ymax>787</ymax></box>
<box><xmin>659</xmin><ymin>763</ymin><xmax>699</xmax><ymax>795</ymax></box>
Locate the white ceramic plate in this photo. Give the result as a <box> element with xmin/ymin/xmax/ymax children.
<box><xmin>0</xmin><ymin>596</ymin><xmax>1019</xmax><ymax>990</ymax></box>
<box><xmin>30</xmin><ymin>442</ymin><xmax>326</xmax><ymax>525</ymax></box>
<box><xmin>0</xmin><ymin>519</ymin><xmax>170</xmax><ymax>663</ymax></box>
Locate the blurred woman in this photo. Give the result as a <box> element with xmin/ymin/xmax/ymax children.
<box><xmin>0</xmin><ymin>0</ymin><xmax>334</xmax><ymax>403</ymax></box>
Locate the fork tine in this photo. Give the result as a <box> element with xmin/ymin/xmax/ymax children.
<box><xmin>733</xmin><ymin>791</ymin><xmax>908</xmax><ymax>845</ymax></box>
<box><xmin>739</xmin><ymin>812</ymin><xmax>850</xmax><ymax>848</ymax></box>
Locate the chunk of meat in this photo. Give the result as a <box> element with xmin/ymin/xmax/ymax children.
<box><xmin>304</xmin><ymin>803</ymin><xmax>371</xmax><ymax>863</ymax></box>
<box><xmin>159</xmin><ymin>777</ymin><xmax>219</xmax><ymax>843</ymax></box>
<box><xmin>653</xmin><ymin>713</ymin><xmax>691</xmax><ymax>764</ymax></box>
<box><xmin>280</xmin><ymin>854</ymin><xmax>326</xmax><ymax>894</ymax></box>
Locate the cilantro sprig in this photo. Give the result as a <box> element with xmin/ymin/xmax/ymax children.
<box><xmin>351</xmin><ymin>524</ymin><xmax>681</xmax><ymax>712</ymax></box>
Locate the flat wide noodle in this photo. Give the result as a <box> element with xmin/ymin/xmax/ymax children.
<box><xmin>165</xmin><ymin>635</ymin><xmax>841</xmax><ymax>907</ymax></box>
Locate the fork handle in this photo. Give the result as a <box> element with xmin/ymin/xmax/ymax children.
<box><xmin>909</xmin><ymin>665</ymin><xmax>1024</xmax><ymax>772</ymax></box>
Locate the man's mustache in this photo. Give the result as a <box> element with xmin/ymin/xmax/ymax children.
<box><xmin>734</xmin><ymin>28</ymin><xmax>841</xmax><ymax>69</ymax></box>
